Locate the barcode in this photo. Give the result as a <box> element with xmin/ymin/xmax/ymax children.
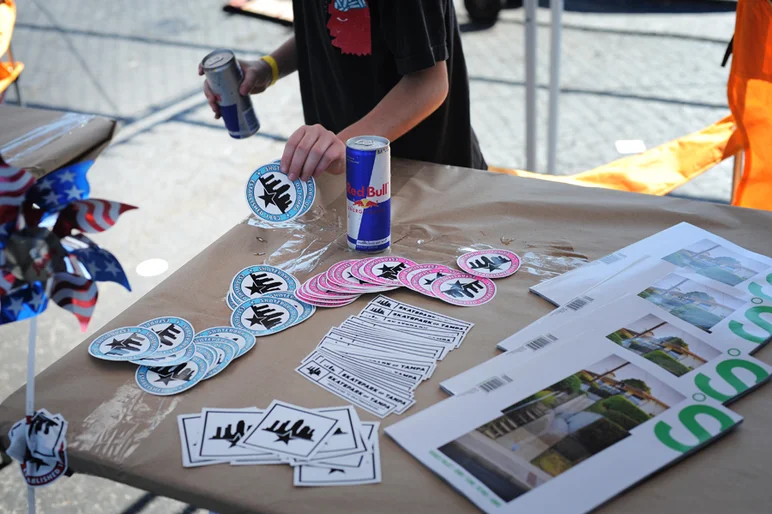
<box><xmin>600</xmin><ymin>252</ymin><xmax>625</xmax><ymax>265</ymax></box>
<box><xmin>479</xmin><ymin>375</ymin><xmax>513</xmax><ymax>393</ymax></box>
<box><xmin>566</xmin><ymin>295</ymin><xmax>594</xmax><ymax>311</ymax></box>
<box><xmin>525</xmin><ymin>334</ymin><xmax>558</xmax><ymax>351</ymax></box>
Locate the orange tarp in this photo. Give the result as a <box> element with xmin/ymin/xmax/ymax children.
<box><xmin>490</xmin><ymin>116</ymin><xmax>740</xmax><ymax>196</ymax></box>
<box><xmin>728</xmin><ymin>0</ymin><xmax>772</xmax><ymax>209</ymax></box>
<box><xmin>490</xmin><ymin>0</ymin><xmax>772</xmax><ymax>210</ymax></box>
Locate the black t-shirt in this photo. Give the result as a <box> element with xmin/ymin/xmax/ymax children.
<box><xmin>292</xmin><ymin>0</ymin><xmax>487</xmax><ymax>170</ymax></box>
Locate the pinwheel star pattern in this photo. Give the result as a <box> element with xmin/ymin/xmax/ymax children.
<box><xmin>0</xmin><ymin>161</ymin><xmax>137</xmax><ymax>329</ymax></box>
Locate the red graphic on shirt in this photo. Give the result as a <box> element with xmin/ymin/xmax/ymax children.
<box><xmin>327</xmin><ymin>2</ymin><xmax>371</xmax><ymax>56</ymax></box>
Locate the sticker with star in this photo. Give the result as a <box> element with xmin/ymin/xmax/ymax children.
<box><xmin>88</xmin><ymin>326</ymin><xmax>161</xmax><ymax>361</ymax></box>
<box><xmin>193</xmin><ymin>336</ymin><xmax>239</xmax><ymax>380</ymax></box>
<box><xmin>130</xmin><ymin>340</ymin><xmax>197</xmax><ymax>367</ymax></box>
<box><xmin>457</xmin><ymin>249</ymin><xmax>521</xmax><ymax>279</ymax></box>
<box><xmin>353</xmin><ymin>256</ymin><xmax>417</xmax><ymax>286</ymax></box>
<box><xmin>136</xmin><ymin>316</ymin><xmax>195</xmax><ymax>358</ymax></box>
<box><xmin>294</xmin><ymin>284</ymin><xmax>360</xmax><ymax>308</ymax></box>
<box><xmin>240</xmin><ymin>400</ymin><xmax>340</xmax><ymax>459</ymax></box>
<box><xmin>134</xmin><ymin>354</ymin><xmax>207</xmax><ymax>396</ymax></box>
<box><xmin>259</xmin><ymin>291</ymin><xmax>316</xmax><ymax>327</ymax></box>
<box><xmin>408</xmin><ymin>265</ymin><xmax>456</xmax><ymax>297</ymax></box>
<box><xmin>246</xmin><ymin>163</ymin><xmax>306</xmax><ymax>222</ymax></box>
<box><xmin>230</xmin><ymin>265</ymin><xmax>299</xmax><ymax>304</ymax></box>
<box><xmin>196</xmin><ymin>326</ymin><xmax>257</xmax><ymax>358</ymax></box>
<box><xmin>193</xmin><ymin>343</ymin><xmax>218</xmax><ymax>374</ymax></box>
<box><xmin>199</xmin><ymin>408</ymin><xmax>274</xmax><ymax>459</ymax></box>
<box><xmin>325</xmin><ymin>259</ymin><xmax>393</xmax><ymax>293</ymax></box>
<box><xmin>293</xmin><ymin>420</ymin><xmax>382</xmax><ymax>486</ymax></box>
<box><xmin>230</xmin><ymin>296</ymin><xmax>299</xmax><ymax>336</ymax></box>
<box><xmin>398</xmin><ymin>263</ymin><xmax>447</xmax><ymax>291</ymax></box>
<box><xmin>431</xmin><ymin>273</ymin><xmax>497</xmax><ymax>307</ymax></box>
<box><xmin>306</xmin><ymin>274</ymin><xmax>360</xmax><ymax>299</ymax></box>
<box><xmin>299</xmin><ymin>175</ymin><xmax>316</xmax><ymax>216</ymax></box>
<box><xmin>177</xmin><ymin>413</ymin><xmax>229</xmax><ymax>468</ymax></box>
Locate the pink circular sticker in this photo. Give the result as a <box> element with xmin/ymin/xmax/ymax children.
<box><xmin>327</xmin><ymin>260</ymin><xmax>373</xmax><ymax>288</ymax></box>
<box><xmin>353</xmin><ymin>256</ymin><xmax>417</xmax><ymax>286</ymax></box>
<box><xmin>457</xmin><ymin>249</ymin><xmax>521</xmax><ymax>279</ymax></box>
<box><xmin>306</xmin><ymin>274</ymin><xmax>359</xmax><ymax>299</ymax></box>
<box><xmin>317</xmin><ymin>273</ymin><xmax>360</xmax><ymax>297</ymax></box>
<box><xmin>296</xmin><ymin>287</ymin><xmax>359</xmax><ymax>308</ymax></box>
<box><xmin>397</xmin><ymin>263</ymin><xmax>445</xmax><ymax>289</ymax></box>
<box><xmin>431</xmin><ymin>273</ymin><xmax>497</xmax><ymax>307</ymax></box>
<box><xmin>409</xmin><ymin>265</ymin><xmax>456</xmax><ymax>297</ymax></box>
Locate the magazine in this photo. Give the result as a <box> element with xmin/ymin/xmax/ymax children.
<box><xmin>442</xmin><ymin>293</ymin><xmax>772</xmax><ymax>398</ymax></box>
<box><xmin>387</xmin><ymin>340</ymin><xmax>743</xmax><ymax>514</ymax></box>
<box><xmin>499</xmin><ymin>255</ymin><xmax>772</xmax><ymax>354</ymax></box>
<box><xmin>530</xmin><ymin>222</ymin><xmax>772</xmax><ymax>307</ymax></box>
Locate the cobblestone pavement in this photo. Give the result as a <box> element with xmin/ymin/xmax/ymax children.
<box><xmin>0</xmin><ymin>1</ymin><xmax>737</xmax><ymax>512</ymax></box>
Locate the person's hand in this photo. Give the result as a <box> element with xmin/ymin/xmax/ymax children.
<box><xmin>280</xmin><ymin>125</ymin><xmax>346</xmax><ymax>182</ymax></box>
<box><xmin>198</xmin><ymin>59</ymin><xmax>272</xmax><ymax>119</ymax></box>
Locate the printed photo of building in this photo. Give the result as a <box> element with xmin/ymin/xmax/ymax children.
<box><xmin>438</xmin><ymin>355</ymin><xmax>685</xmax><ymax>503</ymax></box>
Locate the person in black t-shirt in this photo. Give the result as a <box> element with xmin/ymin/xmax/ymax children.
<box><xmin>199</xmin><ymin>0</ymin><xmax>486</xmax><ymax>181</ymax></box>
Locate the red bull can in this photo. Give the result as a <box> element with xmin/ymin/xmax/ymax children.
<box><xmin>346</xmin><ymin>136</ymin><xmax>391</xmax><ymax>252</ymax></box>
<box><xmin>201</xmin><ymin>49</ymin><xmax>260</xmax><ymax>139</ymax></box>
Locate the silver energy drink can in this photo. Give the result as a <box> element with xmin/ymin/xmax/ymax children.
<box><xmin>201</xmin><ymin>49</ymin><xmax>260</xmax><ymax>139</ymax></box>
<box><xmin>346</xmin><ymin>136</ymin><xmax>391</xmax><ymax>252</ymax></box>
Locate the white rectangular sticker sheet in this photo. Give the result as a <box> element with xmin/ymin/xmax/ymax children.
<box><xmin>387</xmin><ymin>340</ymin><xmax>743</xmax><ymax>514</ymax></box>
<box><xmin>530</xmin><ymin>222</ymin><xmax>772</xmax><ymax>307</ymax></box>
<box><xmin>241</xmin><ymin>400</ymin><xmax>340</xmax><ymax>459</ymax></box>
<box><xmin>294</xmin><ymin>422</ymin><xmax>381</xmax><ymax>487</ymax></box>
<box><xmin>442</xmin><ymin>293</ymin><xmax>772</xmax><ymax>400</ymax></box>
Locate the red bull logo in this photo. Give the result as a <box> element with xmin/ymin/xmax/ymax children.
<box><xmin>346</xmin><ymin>182</ymin><xmax>389</xmax><ymax>199</ymax></box>
<box><xmin>352</xmin><ymin>199</ymin><xmax>380</xmax><ymax>209</ymax></box>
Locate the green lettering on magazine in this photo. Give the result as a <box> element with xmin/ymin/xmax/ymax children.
<box><xmin>749</xmin><ymin>282</ymin><xmax>772</xmax><ymax>302</ymax></box>
<box><xmin>693</xmin><ymin>358</ymin><xmax>769</xmax><ymax>402</ymax></box>
<box><xmin>654</xmin><ymin>404</ymin><xmax>736</xmax><ymax>453</ymax></box>
<box><xmin>728</xmin><ymin>305</ymin><xmax>772</xmax><ymax>344</ymax></box>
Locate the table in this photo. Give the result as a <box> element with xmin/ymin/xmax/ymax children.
<box><xmin>2</xmin><ymin>159</ymin><xmax>772</xmax><ymax>513</ymax></box>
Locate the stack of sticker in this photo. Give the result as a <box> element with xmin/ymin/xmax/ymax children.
<box><xmin>88</xmin><ymin>317</ymin><xmax>256</xmax><ymax>396</ymax></box>
<box><xmin>226</xmin><ymin>265</ymin><xmax>317</xmax><ymax>335</ymax></box>
<box><xmin>296</xmin><ymin>248</ymin><xmax>520</xmax><ymax>308</ymax></box>
<box><xmin>246</xmin><ymin>160</ymin><xmax>316</xmax><ymax>224</ymax></box>
<box><xmin>296</xmin><ymin>296</ymin><xmax>474</xmax><ymax>418</ymax></box>
<box><xmin>177</xmin><ymin>400</ymin><xmax>381</xmax><ymax>487</ymax></box>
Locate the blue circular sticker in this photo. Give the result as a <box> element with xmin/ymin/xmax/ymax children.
<box><xmin>88</xmin><ymin>326</ymin><xmax>160</xmax><ymax>362</ymax></box>
<box><xmin>137</xmin><ymin>316</ymin><xmax>195</xmax><ymax>358</ymax></box>
<box><xmin>299</xmin><ymin>176</ymin><xmax>316</xmax><ymax>216</ymax></box>
<box><xmin>246</xmin><ymin>163</ymin><xmax>305</xmax><ymax>222</ymax></box>
<box><xmin>196</xmin><ymin>326</ymin><xmax>256</xmax><ymax>358</ymax></box>
<box><xmin>231</xmin><ymin>296</ymin><xmax>298</xmax><ymax>336</ymax></box>
<box><xmin>226</xmin><ymin>292</ymin><xmax>239</xmax><ymax>310</ymax></box>
<box><xmin>135</xmin><ymin>355</ymin><xmax>207</xmax><ymax>396</ymax></box>
<box><xmin>130</xmin><ymin>341</ymin><xmax>197</xmax><ymax>367</ymax></box>
<box><xmin>262</xmin><ymin>291</ymin><xmax>315</xmax><ymax>327</ymax></box>
<box><xmin>194</xmin><ymin>344</ymin><xmax>217</xmax><ymax>373</ymax></box>
<box><xmin>195</xmin><ymin>337</ymin><xmax>238</xmax><ymax>380</ymax></box>
<box><xmin>230</xmin><ymin>265</ymin><xmax>298</xmax><ymax>304</ymax></box>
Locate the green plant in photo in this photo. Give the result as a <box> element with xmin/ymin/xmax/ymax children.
<box><xmin>532</xmin><ymin>449</ymin><xmax>572</xmax><ymax>477</ymax></box>
<box><xmin>644</xmin><ymin>350</ymin><xmax>691</xmax><ymax>376</ymax></box>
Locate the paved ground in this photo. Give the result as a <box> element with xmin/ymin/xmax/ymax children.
<box><xmin>0</xmin><ymin>0</ymin><xmax>737</xmax><ymax>512</ymax></box>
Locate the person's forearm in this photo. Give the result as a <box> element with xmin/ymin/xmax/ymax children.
<box><xmin>337</xmin><ymin>61</ymin><xmax>449</xmax><ymax>143</ymax></box>
<box><xmin>269</xmin><ymin>36</ymin><xmax>298</xmax><ymax>79</ymax></box>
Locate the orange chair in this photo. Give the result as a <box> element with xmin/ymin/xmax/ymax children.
<box><xmin>0</xmin><ymin>0</ymin><xmax>23</xmax><ymax>104</ymax></box>
<box><xmin>490</xmin><ymin>0</ymin><xmax>771</xmax><ymax>211</ymax></box>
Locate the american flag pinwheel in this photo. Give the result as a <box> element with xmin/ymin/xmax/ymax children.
<box><xmin>0</xmin><ymin>159</ymin><xmax>136</xmax><ymax>330</ymax></box>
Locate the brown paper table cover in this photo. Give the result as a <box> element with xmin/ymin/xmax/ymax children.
<box><xmin>2</xmin><ymin>159</ymin><xmax>771</xmax><ymax>513</ymax></box>
<box><xmin>0</xmin><ymin>104</ymin><xmax>116</xmax><ymax>177</ymax></box>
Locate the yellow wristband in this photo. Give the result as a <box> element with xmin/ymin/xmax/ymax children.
<box><xmin>260</xmin><ymin>55</ymin><xmax>279</xmax><ymax>87</ymax></box>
